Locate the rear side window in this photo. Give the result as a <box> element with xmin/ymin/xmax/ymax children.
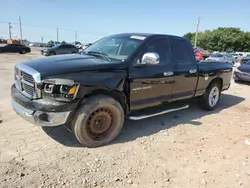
<box><xmin>60</xmin><ymin>45</ymin><xmax>71</xmax><ymax>48</ymax></box>
<box><xmin>140</xmin><ymin>38</ymin><xmax>171</xmax><ymax>65</ymax></box>
<box><xmin>171</xmin><ymin>38</ymin><xmax>195</xmax><ymax>64</ymax></box>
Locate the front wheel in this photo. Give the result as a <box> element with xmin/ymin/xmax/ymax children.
<box><xmin>20</xmin><ymin>49</ymin><xmax>26</xmax><ymax>54</ymax></box>
<box><xmin>199</xmin><ymin>82</ymin><xmax>221</xmax><ymax>111</ymax></box>
<box><xmin>49</xmin><ymin>51</ymin><xmax>56</xmax><ymax>56</ymax></box>
<box><xmin>72</xmin><ymin>95</ymin><xmax>124</xmax><ymax>148</ymax></box>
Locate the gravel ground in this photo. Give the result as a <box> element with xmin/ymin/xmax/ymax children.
<box><xmin>0</xmin><ymin>51</ymin><xmax>250</xmax><ymax>188</ymax></box>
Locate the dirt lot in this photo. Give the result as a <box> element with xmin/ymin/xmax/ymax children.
<box><xmin>0</xmin><ymin>50</ymin><xmax>250</xmax><ymax>188</ymax></box>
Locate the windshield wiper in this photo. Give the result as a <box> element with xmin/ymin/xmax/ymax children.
<box><xmin>87</xmin><ymin>51</ymin><xmax>111</xmax><ymax>61</ymax></box>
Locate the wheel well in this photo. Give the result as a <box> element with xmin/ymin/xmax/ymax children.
<box><xmin>84</xmin><ymin>89</ymin><xmax>128</xmax><ymax>114</ymax></box>
<box><xmin>209</xmin><ymin>77</ymin><xmax>223</xmax><ymax>90</ymax></box>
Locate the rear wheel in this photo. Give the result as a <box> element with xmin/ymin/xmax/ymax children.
<box><xmin>72</xmin><ymin>95</ymin><xmax>124</xmax><ymax>147</ymax></box>
<box><xmin>49</xmin><ymin>51</ymin><xmax>56</xmax><ymax>56</ymax></box>
<box><xmin>199</xmin><ymin>82</ymin><xmax>221</xmax><ymax>111</ymax></box>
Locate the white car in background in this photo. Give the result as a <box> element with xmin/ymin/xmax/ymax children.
<box><xmin>29</xmin><ymin>42</ymin><xmax>40</xmax><ymax>47</ymax></box>
<box><xmin>231</xmin><ymin>53</ymin><xmax>239</xmax><ymax>60</ymax></box>
<box><xmin>81</xmin><ymin>43</ymin><xmax>92</xmax><ymax>50</ymax></box>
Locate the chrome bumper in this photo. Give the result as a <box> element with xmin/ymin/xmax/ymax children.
<box><xmin>11</xmin><ymin>99</ymin><xmax>72</xmax><ymax>127</ymax></box>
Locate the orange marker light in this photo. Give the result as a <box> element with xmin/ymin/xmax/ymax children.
<box><xmin>68</xmin><ymin>86</ymin><xmax>77</xmax><ymax>95</ymax></box>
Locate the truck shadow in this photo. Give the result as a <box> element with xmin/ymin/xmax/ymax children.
<box><xmin>42</xmin><ymin>93</ymin><xmax>245</xmax><ymax>147</ymax></box>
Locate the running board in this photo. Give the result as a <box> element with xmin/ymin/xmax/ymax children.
<box><xmin>127</xmin><ymin>105</ymin><xmax>189</xmax><ymax>120</ymax></box>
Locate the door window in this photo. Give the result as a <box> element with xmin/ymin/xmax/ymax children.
<box><xmin>171</xmin><ymin>38</ymin><xmax>196</xmax><ymax>65</ymax></box>
<box><xmin>136</xmin><ymin>38</ymin><xmax>171</xmax><ymax>66</ymax></box>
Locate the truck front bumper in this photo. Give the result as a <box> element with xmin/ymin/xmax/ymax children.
<box><xmin>11</xmin><ymin>85</ymin><xmax>79</xmax><ymax>127</ymax></box>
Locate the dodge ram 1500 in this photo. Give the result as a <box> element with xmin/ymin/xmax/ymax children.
<box><xmin>11</xmin><ymin>33</ymin><xmax>233</xmax><ymax>147</ymax></box>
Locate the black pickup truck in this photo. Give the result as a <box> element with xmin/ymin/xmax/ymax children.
<box><xmin>11</xmin><ymin>33</ymin><xmax>233</xmax><ymax>147</ymax></box>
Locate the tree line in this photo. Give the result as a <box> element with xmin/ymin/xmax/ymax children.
<box><xmin>183</xmin><ymin>27</ymin><xmax>250</xmax><ymax>52</ymax></box>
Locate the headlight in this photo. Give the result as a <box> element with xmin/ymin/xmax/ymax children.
<box><xmin>42</xmin><ymin>79</ymin><xmax>79</xmax><ymax>101</ymax></box>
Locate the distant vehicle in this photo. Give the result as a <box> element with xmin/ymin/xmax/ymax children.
<box><xmin>194</xmin><ymin>48</ymin><xmax>210</xmax><ymax>60</ymax></box>
<box><xmin>45</xmin><ymin>43</ymin><xmax>54</xmax><ymax>48</ymax></box>
<box><xmin>39</xmin><ymin>43</ymin><xmax>47</xmax><ymax>47</ymax></box>
<box><xmin>73</xmin><ymin>42</ymin><xmax>82</xmax><ymax>49</ymax></box>
<box><xmin>231</xmin><ymin>53</ymin><xmax>239</xmax><ymax>60</ymax></box>
<box><xmin>82</xmin><ymin>43</ymin><xmax>92</xmax><ymax>50</ymax></box>
<box><xmin>234</xmin><ymin>60</ymin><xmax>250</xmax><ymax>82</ymax></box>
<box><xmin>195</xmin><ymin>52</ymin><xmax>203</xmax><ymax>61</ymax></box>
<box><xmin>223</xmin><ymin>54</ymin><xmax>235</xmax><ymax>65</ymax></box>
<box><xmin>205</xmin><ymin>53</ymin><xmax>235</xmax><ymax>65</ymax></box>
<box><xmin>0</xmin><ymin>38</ymin><xmax>7</xmax><ymax>44</ymax></box>
<box><xmin>75</xmin><ymin>44</ymin><xmax>82</xmax><ymax>49</ymax></box>
<box><xmin>240</xmin><ymin>54</ymin><xmax>250</xmax><ymax>65</ymax></box>
<box><xmin>0</xmin><ymin>44</ymin><xmax>31</xmax><ymax>54</ymax></box>
<box><xmin>29</xmin><ymin>43</ymin><xmax>40</xmax><ymax>47</ymax></box>
<box><xmin>41</xmin><ymin>44</ymin><xmax>79</xmax><ymax>56</ymax></box>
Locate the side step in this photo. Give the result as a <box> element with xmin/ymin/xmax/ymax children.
<box><xmin>127</xmin><ymin>105</ymin><xmax>189</xmax><ymax>120</ymax></box>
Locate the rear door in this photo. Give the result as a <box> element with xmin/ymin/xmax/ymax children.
<box><xmin>129</xmin><ymin>37</ymin><xmax>175</xmax><ymax>110</ymax></box>
<box><xmin>170</xmin><ymin>37</ymin><xmax>198</xmax><ymax>101</ymax></box>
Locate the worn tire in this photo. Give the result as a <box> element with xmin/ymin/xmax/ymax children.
<box><xmin>72</xmin><ymin>95</ymin><xmax>124</xmax><ymax>148</ymax></box>
<box><xmin>199</xmin><ymin>82</ymin><xmax>221</xmax><ymax>111</ymax></box>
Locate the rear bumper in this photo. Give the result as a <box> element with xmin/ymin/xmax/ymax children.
<box><xmin>11</xmin><ymin>85</ymin><xmax>79</xmax><ymax>127</ymax></box>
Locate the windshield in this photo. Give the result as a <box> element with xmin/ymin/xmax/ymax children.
<box><xmin>246</xmin><ymin>60</ymin><xmax>250</xmax><ymax>65</ymax></box>
<box><xmin>84</xmin><ymin>35</ymin><xmax>144</xmax><ymax>61</ymax></box>
<box><xmin>211</xmin><ymin>53</ymin><xmax>223</xmax><ymax>57</ymax></box>
<box><xmin>51</xmin><ymin>44</ymin><xmax>60</xmax><ymax>48</ymax></box>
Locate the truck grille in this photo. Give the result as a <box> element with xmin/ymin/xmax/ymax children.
<box><xmin>14</xmin><ymin>64</ymin><xmax>41</xmax><ymax>99</ymax></box>
<box><xmin>22</xmin><ymin>71</ymin><xmax>34</xmax><ymax>83</ymax></box>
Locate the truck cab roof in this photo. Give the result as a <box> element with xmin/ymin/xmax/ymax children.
<box><xmin>111</xmin><ymin>33</ymin><xmax>187</xmax><ymax>41</ymax></box>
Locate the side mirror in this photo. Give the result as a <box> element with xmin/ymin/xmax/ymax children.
<box><xmin>141</xmin><ymin>52</ymin><xmax>160</xmax><ymax>65</ymax></box>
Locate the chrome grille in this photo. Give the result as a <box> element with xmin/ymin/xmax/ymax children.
<box><xmin>14</xmin><ymin>64</ymin><xmax>41</xmax><ymax>99</ymax></box>
<box><xmin>21</xmin><ymin>71</ymin><xmax>34</xmax><ymax>83</ymax></box>
<box><xmin>22</xmin><ymin>79</ymin><xmax>35</xmax><ymax>96</ymax></box>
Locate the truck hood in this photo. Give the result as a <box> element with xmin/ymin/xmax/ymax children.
<box><xmin>21</xmin><ymin>54</ymin><xmax>127</xmax><ymax>77</ymax></box>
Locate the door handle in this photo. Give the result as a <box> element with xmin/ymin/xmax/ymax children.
<box><xmin>163</xmin><ymin>71</ymin><xmax>174</xmax><ymax>76</ymax></box>
<box><xmin>189</xmin><ymin>69</ymin><xmax>197</xmax><ymax>74</ymax></box>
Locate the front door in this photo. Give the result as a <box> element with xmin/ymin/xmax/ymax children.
<box><xmin>170</xmin><ymin>37</ymin><xmax>198</xmax><ymax>101</ymax></box>
<box><xmin>129</xmin><ymin>37</ymin><xmax>174</xmax><ymax>111</ymax></box>
<box><xmin>57</xmin><ymin>45</ymin><xmax>67</xmax><ymax>54</ymax></box>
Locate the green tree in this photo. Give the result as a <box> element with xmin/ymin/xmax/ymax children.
<box><xmin>61</xmin><ymin>41</ymin><xmax>67</xmax><ymax>44</ymax></box>
<box><xmin>183</xmin><ymin>27</ymin><xmax>250</xmax><ymax>52</ymax></box>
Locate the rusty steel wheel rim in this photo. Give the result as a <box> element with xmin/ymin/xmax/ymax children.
<box><xmin>86</xmin><ymin>108</ymin><xmax>113</xmax><ymax>140</ymax></box>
